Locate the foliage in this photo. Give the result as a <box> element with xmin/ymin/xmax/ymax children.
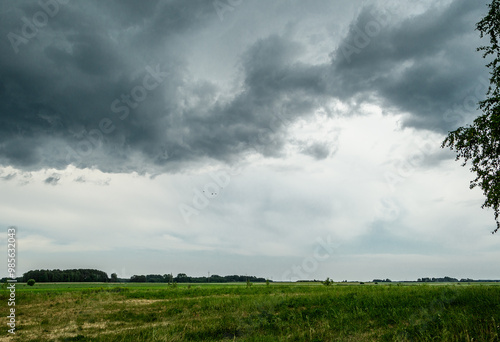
<box><xmin>373</xmin><ymin>278</ymin><xmax>392</xmax><ymax>283</ymax></box>
<box><xmin>130</xmin><ymin>275</ymin><xmax>147</xmax><ymax>283</ymax></box>
<box><xmin>418</xmin><ymin>276</ymin><xmax>459</xmax><ymax>283</ymax></box>
<box><xmin>322</xmin><ymin>277</ymin><xmax>334</xmax><ymax>286</ymax></box>
<box><xmin>27</xmin><ymin>279</ymin><xmax>35</xmax><ymax>286</ymax></box>
<box><xmin>442</xmin><ymin>0</ymin><xmax>500</xmax><ymax>233</ymax></box>
<box><xmin>130</xmin><ymin>273</ymin><xmax>268</xmax><ymax>283</ymax></box>
<box><xmin>22</xmin><ymin>269</ymin><xmax>109</xmax><ymax>283</ymax></box>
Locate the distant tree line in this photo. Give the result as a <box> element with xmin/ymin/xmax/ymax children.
<box><xmin>418</xmin><ymin>276</ymin><xmax>459</xmax><ymax>282</ymax></box>
<box><xmin>129</xmin><ymin>273</ymin><xmax>268</xmax><ymax>283</ymax></box>
<box><xmin>2</xmin><ymin>270</ymin><xmax>269</xmax><ymax>284</ymax></box>
<box><xmin>22</xmin><ymin>269</ymin><xmax>109</xmax><ymax>282</ymax></box>
<box><xmin>12</xmin><ymin>270</ymin><xmax>498</xmax><ymax>284</ymax></box>
<box><xmin>373</xmin><ymin>279</ymin><xmax>392</xmax><ymax>283</ymax></box>
<box><xmin>417</xmin><ymin>277</ymin><xmax>499</xmax><ymax>283</ymax></box>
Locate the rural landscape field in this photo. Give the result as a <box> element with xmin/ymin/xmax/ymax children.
<box><xmin>3</xmin><ymin>282</ymin><xmax>500</xmax><ymax>341</ymax></box>
<box><xmin>3</xmin><ymin>0</ymin><xmax>500</xmax><ymax>341</ymax></box>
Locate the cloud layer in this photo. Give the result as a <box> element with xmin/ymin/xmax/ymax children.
<box><xmin>0</xmin><ymin>0</ymin><xmax>490</xmax><ymax>176</ymax></box>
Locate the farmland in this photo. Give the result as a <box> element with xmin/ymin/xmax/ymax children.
<box><xmin>2</xmin><ymin>282</ymin><xmax>500</xmax><ymax>341</ymax></box>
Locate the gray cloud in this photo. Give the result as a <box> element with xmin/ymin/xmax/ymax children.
<box><xmin>330</xmin><ymin>0</ymin><xmax>489</xmax><ymax>132</ymax></box>
<box><xmin>338</xmin><ymin>221</ymin><xmax>448</xmax><ymax>255</ymax></box>
<box><xmin>1</xmin><ymin>173</ymin><xmax>17</xmax><ymax>181</ymax></box>
<box><xmin>73</xmin><ymin>175</ymin><xmax>110</xmax><ymax>186</ymax></box>
<box><xmin>0</xmin><ymin>0</ymin><xmax>490</xmax><ymax>174</ymax></box>
<box><xmin>0</xmin><ymin>169</ymin><xmax>32</xmax><ymax>185</ymax></box>
<box><xmin>302</xmin><ymin>142</ymin><xmax>335</xmax><ymax>160</ymax></box>
<box><xmin>74</xmin><ymin>176</ymin><xmax>86</xmax><ymax>183</ymax></box>
<box><xmin>44</xmin><ymin>174</ymin><xmax>60</xmax><ymax>185</ymax></box>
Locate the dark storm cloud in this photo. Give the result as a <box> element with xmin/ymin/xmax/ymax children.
<box><xmin>330</xmin><ymin>0</ymin><xmax>490</xmax><ymax>132</ymax></box>
<box><xmin>0</xmin><ymin>0</ymin><xmax>216</xmax><ymax>172</ymax></box>
<box><xmin>1</xmin><ymin>2</ymin><xmax>330</xmax><ymax>173</ymax></box>
<box><xmin>183</xmin><ymin>35</ymin><xmax>330</xmax><ymax>160</ymax></box>
<box><xmin>0</xmin><ymin>0</ymin><xmax>490</xmax><ymax>174</ymax></box>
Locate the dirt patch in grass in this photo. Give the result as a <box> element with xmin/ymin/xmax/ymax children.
<box><xmin>126</xmin><ymin>299</ymin><xmax>166</xmax><ymax>305</ymax></box>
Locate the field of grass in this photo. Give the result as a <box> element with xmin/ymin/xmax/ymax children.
<box><xmin>2</xmin><ymin>282</ymin><xmax>500</xmax><ymax>341</ymax></box>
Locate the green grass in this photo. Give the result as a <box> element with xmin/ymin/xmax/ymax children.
<box><xmin>2</xmin><ymin>282</ymin><xmax>500</xmax><ymax>341</ymax></box>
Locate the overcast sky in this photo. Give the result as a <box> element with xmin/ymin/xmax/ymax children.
<box><xmin>1</xmin><ymin>0</ymin><xmax>499</xmax><ymax>282</ymax></box>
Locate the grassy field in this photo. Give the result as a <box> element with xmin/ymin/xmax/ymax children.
<box><xmin>2</xmin><ymin>282</ymin><xmax>500</xmax><ymax>341</ymax></box>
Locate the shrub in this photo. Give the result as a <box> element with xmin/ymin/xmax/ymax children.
<box><xmin>27</xmin><ymin>279</ymin><xmax>36</xmax><ymax>286</ymax></box>
<box><xmin>323</xmin><ymin>277</ymin><xmax>333</xmax><ymax>286</ymax></box>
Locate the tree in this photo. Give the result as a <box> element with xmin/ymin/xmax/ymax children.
<box><xmin>175</xmin><ymin>273</ymin><xmax>190</xmax><ymax>283</ymax></box>
<box><xmin>322</xmin><ymin>277</ymin><xmax>333</xmax><ymax>286</ymax></box>
<box><xmin>130</xmin><ymin>275</ymin><xmax>146</xmax><ymax>283</ymax></box>
<box><xmin>442</xmin><ymin>0</ymin><xmax>500</xmax><ymax>233</ymax></box>
<box><xmin>27</xmin><ymin>279</ymin><xmax>35</xmax><ymax>286</ymax></box>
<box><xmin>110</xmin><ymin>273</ymin><xmax>118</xmax><ymax>282</ymax></box>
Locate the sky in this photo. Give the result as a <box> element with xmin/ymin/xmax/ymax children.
<box><xmin>1</xmin><ymin>0</ymin><xmax>499</xmax><ymax>282</ymax></box>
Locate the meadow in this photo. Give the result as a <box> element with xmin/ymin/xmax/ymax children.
<box><xmin>2</xmin><ymin>282</ymin><xmax>500</xmax><ymax>341</ymax></box>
